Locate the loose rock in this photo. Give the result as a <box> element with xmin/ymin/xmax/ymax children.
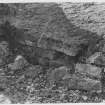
<box><xmin>86</xmin><ymin>52</ymin><xmax>102</xmax><ymax>64</ymax></box>
<box><xmin>64</xmin><ymin>73</ymin><xmax>102</xmax><ymax>93</ymax></box>
<box><xmin>24</xmin><ymin>65</ymin><xmax>43</xmax><ymax>78</ymax></box>
<box><xmin>75</xmin><ymin>63</ymin><xmax>102</xmax><ymax>79</ymax></box>
<box><xmin>8</xmin><ymin>55</ymin><xmax>29</xmax><ymax>70</ymax></box>
<box><xmin>48</xmin><ymin>66</ymin><xmax>71</xmax><ymax>87</ymax></box>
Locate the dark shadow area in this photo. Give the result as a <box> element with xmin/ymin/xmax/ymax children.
<box><xmin>0</xmin><ymin>21</ymin><xmax>24</xmax><ymax>52</ymax></box>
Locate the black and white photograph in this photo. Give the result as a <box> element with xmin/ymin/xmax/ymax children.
<box><xmin>0</xmin><ymin>0</ymin><xmax>105</xmax><ymax>103</ymax></box>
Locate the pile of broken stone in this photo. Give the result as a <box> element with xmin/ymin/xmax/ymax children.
<box><xmin>1</xmin><ymin>3</ymin><xmax>105</xmax><ymax>103</ymax></box>
<box><xmin>0</xmin><ymin>39</ymin><xmax>105</xmax><ymax>95</ymax></box>
<box><xmin>0</xmin><ymin>38</ymin><xmax>105</xmax><ymax>103</ymax></box>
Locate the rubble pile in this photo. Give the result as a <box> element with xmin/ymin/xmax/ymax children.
<box><xmin>0</xmin><ymin>3</ymin><xmax>105</xmax><ymax>103</ymax></box>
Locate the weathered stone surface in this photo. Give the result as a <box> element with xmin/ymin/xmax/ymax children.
<box><xmin>60</xmin><ymin>2</ymin><xmax>105</xmax><ymax>36</ymax></box>
<box><xmin>48</xmin><ymin>66</ymin><xmax>71</xmax><ymax>86</ymax></box>
<box><xmin>49</xmin><ymin>59</ymin><xmax>68</xmax><ymax>68</ymax></box>
<box><xmin>0</xmin><ymin>41</ymin><xmax>9</xmax><ymax>57</ymax></box>
<box><xmin>24</xmin><ymin>65</ymin><xmax>43</xmax><ymax>78</ymax></box>
<box><xmin>64</xmin><ymin>73</ymin><xmax>102</xmax><ymax>93</ymax></box>
<box><xmin>38</xmin><ymin>57</ymin><xmax>50</xmax><ymax>66</ymax></box>
<box><xmin>35</xmin><ymin>48</ymin><xmax>56</xmax><ymax>60</ymax></box>
<box><xmin>94</xmin><ymin>55</ymin><xmax>105</xmax><ymax>66</ymax></box>
<box><xmin>48</xmin><ymin>67</ymin><xmax>102</xmax><ymax>92</ymax></box>
<box><xmin>87</xmin><ymin>51</ymin><xmax>105</xmax><ymax>66</ymax></box>
<box><xmin>75</xmin><ymin>63</ymin><xmax>102</xmax><ymax>79</ymax></box>
<box><xmin>8</xmin><ymin>3</ymin><xmax>80</xmax><ymax>56</ymax></box>
<box><xmin>8</xmin><ymin>55</ymin><xmax>29</xmax><ymax>70</ymax></box>
<box><xmin>0</xmin><ymin>41</ymin><xmax>9</xmax><ymax>66</ymax></box>
<box><xmin>86</xmin><ymin>52</ymin><xmax>102</xmax><ymax>64</ymax></box>
<box><xmin>0</xmin><ymin>3</ymin><xmax>100</xmax><ymax>57</ymax></box>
